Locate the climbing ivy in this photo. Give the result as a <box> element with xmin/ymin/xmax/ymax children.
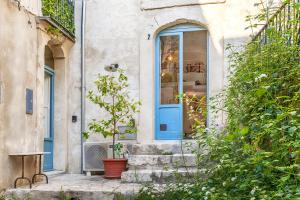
<box><xmin>41</xmin><ymin>0</ymin><xmax>75</xmax><ymax>34</ymax></box>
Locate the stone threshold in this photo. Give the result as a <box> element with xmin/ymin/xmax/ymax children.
<box><xmin>44</xmin><ymin>170</ymin><xmax>65</xmax><ymax>177</ymax></box>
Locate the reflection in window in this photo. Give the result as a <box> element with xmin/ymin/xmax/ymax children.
<box><xmin>183</xmin><ymin>31</ymin><xmax>207</xmax><ymax>138</ymax></box>
<box><xmin>160</xmin><ymin>35</ymin><xmax>180</xmax><ymax>104</ymax></box>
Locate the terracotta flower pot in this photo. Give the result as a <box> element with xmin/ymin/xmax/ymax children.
<box><xmin>103</xmin><ymin>158</ymin><xmax>128</xmax><ymax>179</ymax></box>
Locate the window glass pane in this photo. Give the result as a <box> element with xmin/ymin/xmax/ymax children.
<box><xmin>183</xmin><ymin>31</ymin><xmax>207</xmax><ymax>138</ymax></box>
<box><xmin>44</xmin><ymin>73</ymin><xmax>51</xmax><ymax>138</ymax></box>
<box><xmin>160</xmin><ymin>35</ymin><xmax>180</xmax><ymax>104</ymax></box>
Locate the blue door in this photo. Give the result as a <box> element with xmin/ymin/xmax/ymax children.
<box><xmin>156</xmin><ymin>31</ymin><xmax>183</xmax><ymax>140</ymax></box>
<box><xmin>43</xmin><ymin>67</ymin><xmax>54</xmax><ymax>171</ymax></box>
<box><xmin>155</xmin><ymin>24</ymin><xmax>208</xmax><ymax>140</ymax></box>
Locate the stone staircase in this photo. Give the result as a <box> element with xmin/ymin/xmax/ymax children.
<box><xmin>121</xmin><ymin>142</ymin><xmax>205</xmax><ymax>184</ymax></box>
<box><xmin>5</xmin><ymin>143</ymin><xmax>207</xmax><ymax>200</ymax></box>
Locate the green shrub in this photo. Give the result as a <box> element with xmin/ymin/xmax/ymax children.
<box><xmin>204</xmin><ymin>29</ymin><xmax>300</xmax><ymax>200</ymax></box>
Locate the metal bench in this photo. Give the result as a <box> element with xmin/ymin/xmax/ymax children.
<box><xmin>9</xmin><ymin>152</ymin><xmax>50</xmax><ymax>188</ymax></box>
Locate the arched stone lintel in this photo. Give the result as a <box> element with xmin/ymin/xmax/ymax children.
<box><xmin>141</xmin><ymin>17</ymin><xmax>209</xmax><ymax>41</ymax></box>
<box><xmin>153</xmin><ymin>19</ymin><xmax>208</xmax><ymax>38</ymax></box>
<box><xmin>47</xmin><ymin>43</ymin><xmax>66</xmax><ymax>59</ymax></box>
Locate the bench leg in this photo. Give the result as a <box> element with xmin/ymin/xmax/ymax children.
<box><xmin>14</xmin><ymin>177</ymin><xmax>32</xmax><ymax>189</ymax></box>
<box><xmin>32</xmin><ymin>173</ymin><xmax>48</xmax><ymax>184</ymax></box>
<box><xmin>32</xmin><ymin>154</ymin><xmax>48</xmax><ymax>184</ymax></box>
<box><xmin>14</xmin><ymin>156</ymin><xmax>32</xmax><ymax>189</ymax></box>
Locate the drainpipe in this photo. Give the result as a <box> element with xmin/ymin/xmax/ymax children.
<box><xmin>80</xmin><ymin>0</ymin><xmax>86</xmax><ymax>174</ymax></box>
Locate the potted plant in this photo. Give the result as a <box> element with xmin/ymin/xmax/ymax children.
<box><xmin>83</xmin><ymin>69</ymin><xmax>141</xmax><ymax>179</ymax></box>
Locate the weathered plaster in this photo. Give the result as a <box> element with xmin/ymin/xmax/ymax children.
<box><xmin>0</xmin><ymin>0</ymin><xmax>74</xmax><ymax>189</ymax></box>
<box><xmin>21</xmin><ymin>0</ymin><xmax>42</xmax><ymax>15</ymax></box>
<box><xmin>0</xmin><ymin>0</ymin><xmax>41</xmax><ymax>190</ymax></box>
<box><xmin>67</xmin><ymin>0</ymin><xmax>84</xmax><ymax>174</ymax></box>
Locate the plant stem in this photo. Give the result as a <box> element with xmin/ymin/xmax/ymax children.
<box><xmin>112</xmin><ymin>94</ymin><xmax>116</xmax><ymax>159</ymax></box>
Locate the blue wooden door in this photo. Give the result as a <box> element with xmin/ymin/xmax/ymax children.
<box><xmin>43</xmin><ymin>67</ymin><xmax>54</xmax><ymax>171</ymax></box>
<box><xmin>155</xmin><ymin>32</ymin><xmax>183</xmax><ymax>140</ymax></box>
<box><xmin>155</xmin><ymin>24</ymin><xmax>208</xmax><ymax>140</ymax></box>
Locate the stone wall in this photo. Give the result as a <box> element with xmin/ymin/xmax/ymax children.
<box><xmin>0</xmin><ymin>0</ymin><xmax>74</xmax><ymax>189</ymax></box>
<box><xmin>0</xmin><ymin>0</ymin><xmax>43</xmax><ymax>190</ymax></box>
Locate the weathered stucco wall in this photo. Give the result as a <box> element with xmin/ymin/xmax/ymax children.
<box><xmin>80</xmin><ymin>0</ymin><xmax>260</xmax><ymax>146</ymax></box>
<box><xmin>67</xmin><ymin>0</ymin><xmax>85</xmax><ymax>174</ymax></box>
<box><xmin>19</xmin><ymin>0</ymin><xmax>42</xmax><ymax>15</ymax></box>
<box><xmin>84</xmin><ymin>0</ymin><xmax>141</xmax><ymax>143</ymax></box>
<box><xmin>0</xmin><ymin>0</ymin><xmax>74</xmax><ymax>189</ymax></box>
<box><xmin>0</xmin><ymin>0</ymin><xmax>43</xmax><ymax>190</ymax></box>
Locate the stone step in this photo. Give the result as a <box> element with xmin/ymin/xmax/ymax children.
<box><xmin>128</xmin><ymin>154</ymin><xmax>197</xmax><ymax>170</ymax></box>
<box><xmin>127</xmin><ymin>142</ymin><xmax>199</xmax><ymax>155</ymax></box>
<box><xmin>121</xmin><ymin>168</ymin><xmax>205</xmax><ymax>184</ymax></box>
<box><xmin>44</xmin><ymin>170</ymin><xmax>65</xmax><ymax>178</ymax></box>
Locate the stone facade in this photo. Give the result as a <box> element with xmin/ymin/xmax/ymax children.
<box><xmin>0</xmin><ymin>0</ymin><xmax>264</xmax><ymax>190</ymax></box>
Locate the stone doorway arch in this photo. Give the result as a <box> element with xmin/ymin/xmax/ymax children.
<box><xmin>43</xmin><ymin>42</ymin><xmax>69</xmax><ymax>172</ymax></box>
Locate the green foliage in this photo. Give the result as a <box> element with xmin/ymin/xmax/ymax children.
<box><xmin>203</xmin><ymin>30</ymin><xmax>300</xmax><ymax>200</ymax></box>
<box><xmin>46</xmin><ymin>26</ymin><xmax>61</xmax><ymax>38</ymax></box>
<box><xmin>0</xmin><ymin>194</ymin><xmax>30</xmax><ymax>200</ymax></box>
<box><xmin>114</xmin><ymin>143</ymin><xmax>124</xmax><ymax>158</ymax></box>
<box><xmin>84</xmin><ymin>69</ymin><xmax>141</xmax><ymax>158</ymax></box>
<box><xmin>42</xmin><ymin>0</ymin><xmax>75</xmax><ymax>34</ymax></box>
<box><xmin>180</xmin><ymin>94</ymin><xmax>207</xmax><ymax>137</ymax></box>
<box><xmin>136</xmin><ymin>183</ymin><xmax>197</xmax><ymax>200</ymax></box>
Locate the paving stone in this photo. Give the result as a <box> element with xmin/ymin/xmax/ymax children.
<box><xmin>5</xmin><ymin>174</ymin><xmax>141</xmax><ymax>200</ymax></box>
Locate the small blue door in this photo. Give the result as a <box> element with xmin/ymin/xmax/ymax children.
<box><xmin>155</xmin><ymin>24</ymin><xmax>207</xmax><ymax>140</ymax></box>
<box><xmin>43</xmin><ymin>67</ymin><xmax>54</xmax><ymax>171</ymax></box>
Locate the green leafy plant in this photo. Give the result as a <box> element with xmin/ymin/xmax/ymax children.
<box><xmin>41</xmin><ymin>0</ymin><xmax>75</xmax><ymax>34</ymax></box>
<box><xmin>180</xmin><ymin>94</ymin><xmax>207</xmax><ymax>137</ymax></box>
<box><xmin>84</xmin><ymin>69</ymin><xmax>141</xmax><ymax>158</ymax></box>
<box><xmin>46</xmin><ymin>26</ymin><xmax>62</xmax><ymax>39</ymax></box>
<box><xmin>114</xmin><ymin>143</ymin><xmax>124</xmax><ymax>158</ymax></box>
